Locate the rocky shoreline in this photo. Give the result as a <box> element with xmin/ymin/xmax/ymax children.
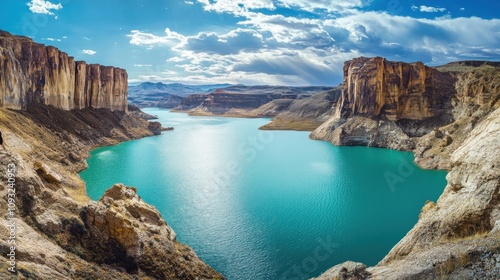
<box><xmin>0</xmin><ymin>104</ymin><xmax>223</xmax><ymax>279</ymax></box>
<box><xmin>0</xmin><ymin>30</ymin><xmax>223</xmax><ymax>280</ymax></box>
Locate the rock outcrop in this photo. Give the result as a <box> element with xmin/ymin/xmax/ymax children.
<box><xmin>79</xmin><ymin>184</ymin><xmax>223</xmax><ymax>279</ymax></box>
<box><xmin>336</xmin><ymin>57</ymin><xmax>456</xmax><ymax>122</ymax></box>
<box><xmin>312</xmin><ymin>58</ymin><xmax>500</xmax><ymax>279</ymax></box>
<box><xmin>260</xmin><ymin>87</ymin><xmax>342</xmax><ymax>131</ymax></box>
<box><xmin>0</xmin><ymin>103</ymin><xmax>223</xmax><ymax>279</ymax></box>
<box><xmin>0</xmin><ymin>30</ymin><xmax>128</xmax><ymax>112</ymax></box>
<box><xmin>311</xmin><ymin>261</ymin><xmax>370</xmax><ymax>280</ymax></box>
<box><xmin>0</xmin><ymin>32</ymin><xmax>221</xmax><ymax>279</ymax></box>
<box><xmin>311</xmin><ymin>57</ymin><xmax>458</xmax><ymax>151</ymax></box>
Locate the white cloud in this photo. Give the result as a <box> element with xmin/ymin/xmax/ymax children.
<box><xmin>42</xmin><ymin>37</ymin><xmax>65</xmax><ymax>42</ymax></box>
<box><xmin>418</xmin><ymin>5</ymin><xmax>446</xmax><ymax>13</ymax></box>
<box><xmin>128</xmin><ymin>28</ymin><xmax>184</xmax><ymax>46</ymax></box>
<box><xmin>184</xmin><ymin>1</ymin><xmax>194</xmax><ymax>4</ymax></box>
<box><xmin>83</xmin><ymin>37</ymin><xmax>91</xmax><ymax>41</ymax></box>
<box><xmin>27</xmin><ymin>0</ymin><xmax>62</xmax><ymax>16</ymax></box>
<box><xmin>196</xmin><ymin>0</ymin><xmax>363</xmax><ymax>14</ymax></box>
<box><xmin>82</xmin><ymin>49</ymin><xmax>96</xmax><ymax>55</ymax></box>
<box><xmin>460</xmin><ymin>7</ymin><xmax>465</xmax><ymax>11</ymax></box>
<box><xmin>128</xmin><ymin>8</ymin><xmax>500</xmax><ymax>85</ymax></box>
<box><xmin>133</xmin><ymin>64</ymin><xmax>153</xmax><ymax>67</ymax></box>
<box><xmin>196</xmin><ymin>0</ymin><xmax>275</xmax><ymax>15</ymax></box>
<box><xmin>162</xmin><ymin>70</ymin><xmax>177</xmax><ymax>75</ymax></box>
<box><xmin>277</xmin><ymin>0</ymin><xmax>363</xmax><ymax>13</ymax></box>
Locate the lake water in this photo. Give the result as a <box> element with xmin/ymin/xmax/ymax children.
<box><xmin>80</xmin><ymin>108</ymin><xmax>447</xmax><ymax>280</ymax></box>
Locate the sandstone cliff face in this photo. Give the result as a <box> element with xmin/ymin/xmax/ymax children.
<box><xmin>0</xmin><ymin>30</ymin><xmax>127</xmax><ymax>112</ymax></box>
<box><xmin>0</xmin><ymin>105</ymin><xmax>223</xmax><ymax>279</ymax></box>
<box><xmin>337</xmin><ymin>57</ymin><xmax>456</xmax><ymax>122</ymax></box>
<box><xmin>312</xmin><ymin>58</ymin><xmax>500</xmax><ymax>279</ymax></box>
<box><xmin>312</xmin><ymin>57</ymin><xmax>457</xmax><ymax>149</ymax></box>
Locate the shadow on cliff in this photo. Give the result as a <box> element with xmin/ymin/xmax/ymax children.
<box><xmin>19</xmin><ymin>103</ymin><xmax>151</xmax><ymax>143</ymax></box>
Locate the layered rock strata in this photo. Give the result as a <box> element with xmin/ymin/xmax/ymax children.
<box><xmin>0</xmin><ymin>31</ymin><xmax>222</xmax><ymax>279</ymax></box>
<box><xmin>173</xmin><ymin>85</ymin><xmax>334</xmax><ymax>117</ymax></box>
<box><xmin>311</xmin><ymin>57</ymin><xmax>458</xmax><ymax>150</ymax></box>
<box><xmin>0</xmin><ymin>104</ymin><xmax>223</xmax><ymax>279</ymax></box>
<box><xmin>259</xmin><ymin>87</ymin><xmax>342</xmax><ymax>131</ymax></box>
<box><xmin>312</xmin><ymin>58</ymin><xmax>500</xmax><ymax>279</ymax></box>
<box><xmin>0</xmin><ymin>30</ymin><xmax>127</xmax><ymax>112</ymax></box>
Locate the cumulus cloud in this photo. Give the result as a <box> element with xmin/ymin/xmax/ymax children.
<box><xmin>412</xmin><ymin>5</ymin><xmax>446</xmax><ymax>13</ymax></box>
<box><xmin>128</xmin><ymin>28</ymin><xmax>184</xmax><ymax>46</ymax></box>
<box><xmin>196</xmin><ymin>0</ymin><xmax>275</xmax><ymax>15</ymax></box>
<box><xmin>184</xmin><ymin>1</ymin><xmax>194</xmax><ymax>4</ymax></box>
<box><xmin>27</xmin><ymin>0</ymin><xmax>62</xmax><ymax>16</ymax></box>
<box><xmin>182</xmin><ymin>29</ymin><xmax>265</xmax><ymax>55</ymax></box>
<box><xmin>82</xmin><ymin>49</ymin><xmax>96</xmax><ymax>55</ymax></box>
<box><xmin>128</xmin><ymin>5</ymin><xmax>500</xmax><ymax>85</ymax></box>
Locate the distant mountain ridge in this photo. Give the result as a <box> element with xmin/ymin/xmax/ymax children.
<box><xmin>128</xmin><ymin>82</ymin><xmax>335</xmax><ymax>109</ymax></box>
<box><xmin>172</xmin><ymin>85</ymin><xmax>335</xmax><ymax>116</ymax></box>
<box><xmin>127</xmin><ymin>82</ymin><xmax>232</xmax><ymax>108</ymax></box>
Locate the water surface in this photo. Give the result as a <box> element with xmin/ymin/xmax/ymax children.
<box><xmin>80</xmin><ymin>109</ymin><xmax>447</xmax><ymax>280</ymax></box>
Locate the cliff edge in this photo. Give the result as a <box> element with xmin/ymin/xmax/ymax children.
<box><xmin>311</xmin><ymin>57</ymin><xmax>500</xmax><ymax>279</ymax></box>
<box><xmin>0</xmin><ymin>31</ymin><xmax>223</xmax><ymax>279</ymax></box>
<box><xmin>0</xmin><ymin>30</ymin><xmax>127</xmax><ymax>112</ymax></box>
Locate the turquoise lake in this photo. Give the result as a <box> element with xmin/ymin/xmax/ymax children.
<box><xmin>80</xmin><ymin>108</ymin><xmax>447</xmax><ymax>280</ymax></box>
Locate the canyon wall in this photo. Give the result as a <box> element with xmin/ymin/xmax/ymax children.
<box><xmin>337</xmin><ymin>56</ymin><xmax>456</xmax><ymax>121</ymax></box>
<box><xmin>0</xmin><ymin>32</ymin><xmax>222</xmax><ymax>279</ymax></box>
<box><xmin>0</xmin><ymin>30</ymin><xmax>127</xmax><ymax>112</ymax></box>
<box><xmin>312</xmin><ymin>57</ymin><xmax>464</xmax><ymax>151</ymax></box>
<box><xmin>312</xmin><ymin>58</ymin><xmax>500</xmax><ymax>279</ymax></box>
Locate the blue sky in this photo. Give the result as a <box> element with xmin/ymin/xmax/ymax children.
<box><xmin>1</xmin><ymin>0</ymin><xmax>499</xmax><ymax>85</ymax></box>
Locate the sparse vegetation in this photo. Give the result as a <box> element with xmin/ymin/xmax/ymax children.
<box><xmin>438</xmin><ymin>252</ymin><xmax>470</xmax><ymax>278</ymax></box>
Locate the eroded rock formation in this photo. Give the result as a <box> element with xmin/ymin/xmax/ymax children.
<box><xmin>337</xmin><ymin>57</ymin><xmax>456</xmax><ymax>121</ymax></box>
<box><xmin>0</xmin><ymin>30</ymin><xmax>128</xmax><ymax>111</ymax></box>
<box><xmin>311</xmin><ymin>57</ymin><xmax>460</xmax><ymax>150</ymax></box>
<box><xmin>312</xmin><ymin>58</ymin><xmax>500</xmax><ymax>279</ymax></box>
<box><xmin>0</xmin><ymin>31</ymin><xmax>221</xmax><ymax>279</ymax></box>
<box><xmin>260</xmin><ymin>87</ymin><xmax>342</xmax><ymax>131</ymax></box>
<box><xmin>0</xmin><ymin>103</ymin><xmax>223</xmax><ymax>279</ymax></box>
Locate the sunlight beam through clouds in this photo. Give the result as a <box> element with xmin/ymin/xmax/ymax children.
<box><xmin>127</xmin><ymin>0</ymin><xmax>500</xmax><ymax>85</ymax></box>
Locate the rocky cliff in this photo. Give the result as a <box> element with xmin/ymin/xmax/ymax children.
<box><xmin>0</xmin><ymin>108</ymin><xmax>223</xmax><ymax>280</ymax></box>
<box><xmin>0</xmin><ymin>30</ymin><xmax>127</xmax><ymax>112</ymax></box>
<box><xmin>312</xmin><ymin>58</ymin><xmax>500</xmax><ymax>279</ymax></box>
<box><xmin>336</xmin><ymin>57</ymin><xmax>456</xmax><ymax>122</ymax></box>
<box><xmin>311</xmin><ymin>57</ymin><xmax>460</xmax><ymax>150</ymax></box>
<box><xmin>0</xmin><ymin>31</ymin><xmax>223</xmax><ymax>279</ymax></box>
